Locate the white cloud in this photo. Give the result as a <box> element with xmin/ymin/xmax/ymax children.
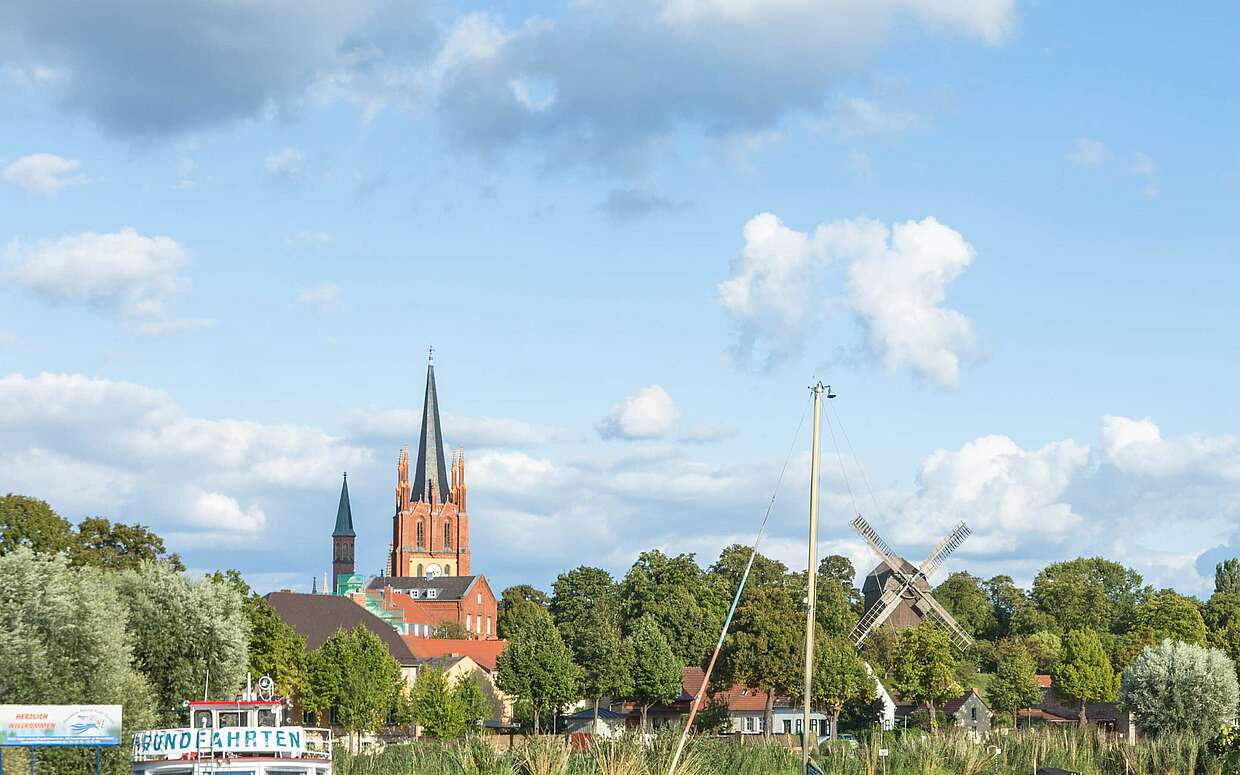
<box><xmin>297</xmin><ymin>285</ymin><xmax>340</xmax><ymax>308</ymax></box>
<box><xmin>264</xmin><ymin>147</ymin><xmax>306</xmax><ymax>182</ymax></box>
<box><xmin>186</xmin><ymin>490</ymin><xmax>267</xmax><ymax>532</ymax></box>
<box><xmin>1067</xmin><ymin>138</ymin><xmax>1110</xmax><ymax>166</ymax></box>
<box><xmin>598</xmin><ymin>385</ymin><xmax>680</xmax><ymax>440</ymax></box>
<box><xmin>5</xmin><ymin>228</ymin><xmax>189</xmax><ymax>319</ymax></box>
<box><xmin>1133</xmin><ymin>152</ymin><xmax>1156</xmax><ymax>177</ymax></box>
<box><xmin>718</xmin><ymin>213</ymin><xmax>976</xmax><ymax>384</ymax></box>
<box><xmin>819</xmin><ymin>96</ymin><xmax>920</xmax><ymax>138</ymax></box>
<box><xmin>2</xmin><ymin>153</ymin><xmax>87</xmax><ymax>194</ymax></box>
<box><xmin>1102</xmin><ymin>415</ymin><xmax>1240</xmax><ymax>480</ymax></box>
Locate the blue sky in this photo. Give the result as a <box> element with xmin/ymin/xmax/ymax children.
<box><xmin>2</xmin><ymin>1</ymin><xmax>1238</xmax><ymax>596</ymax></box>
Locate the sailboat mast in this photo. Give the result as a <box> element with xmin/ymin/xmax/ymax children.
<box><xmin>802</xmin><ymin>382</ymin><xmax>827</xmax><ymax>775</ymax></box>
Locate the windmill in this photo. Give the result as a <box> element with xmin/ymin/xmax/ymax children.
<box><xmin>849</xmin><ymin>515</ymin><xmax>974</xmax><ymax>652</ymax></box>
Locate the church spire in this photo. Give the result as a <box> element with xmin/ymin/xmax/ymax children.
<box><xmin>412</xmin><ymin>350</ymin><xmax>450</xmax><ymax>504</ymax></box>
<box><xmin>333</xmin><ymin>472</ymin><xmax>355</xmax><ymax>537</ymax></box>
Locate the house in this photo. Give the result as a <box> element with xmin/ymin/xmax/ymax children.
<box><xmin>412</xmin><ymin>653</ymin><xmax>513</xmax><ymax>727</ymax></box>
<box><xmin>1017</xmin><ymin>675</ymin><xmax>1137</xmax><ymax>742</ymax></box>
<box><xmin>564</xmin><ymin>707</ymin><xmax>628</xmax><ymax>738</ymax></box>
<box><xmin>403</xmin><ymin>637</ymin><xmax>507</xmax><ymax>672</ymax></box>
<box><xmin>894</xmin><ymin>688</ymin><xmax>992</xmax><ymax>735</ymax></box>
<box><xmin>365</xmin><ymin>575</ymin><xmax>498</xmax><ymax>639</ymax></box>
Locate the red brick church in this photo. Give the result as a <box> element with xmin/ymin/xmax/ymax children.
<box><xmin>329</xmin><ymin>353</ymin><xmax>498</xmax><ymax>639</ymax></box>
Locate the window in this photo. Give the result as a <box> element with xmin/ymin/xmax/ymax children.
<box><xmin>444</xmin><ymin>521</ymin><xmax>452</xmax><ymax>548</ymax></box>
<box><xmin>417</xmin><ymin>564</ymin><xmax>423</xmax><ymax>578</ymax></box>
<box><xmin>445</xmin><ymin>564</ymin><xmax>452</xmax><ymax>576</ymax></box>
<box><xmin>416</xmin><ymin>522</ymin><xmax>425</xmax><ymax>548</ymax></box>
<box><xmin>476</xmin><ymin>616</ymin><xmax>481</xmax><ymax>633</ymax></box>
<box><xmin>257</xmin><ymin>709</ymin><xmax>276</xmax><ymax>727</ymax></box>
<box><xmin>467</xmin><ymin>614</ymin><xmax>472</xmax><ymax>631</ymax></box>
<box><xmin>970</xmin><ymin>706</ymin><xmax>977</xmax><ymax>721</ymax></box>
<box><xmin>486</xmin><ymin>617</ymin><xmax>491</xmax><ymax>635</ymax></box>
<box><xmin>743</xmin><ymin>717</ymin><xmax>753</xmax><ymax>733</ymax></box>
<box><xmin>795</xmin><ymin>719</ymin><xmax>803</xmax><ymax>734</ymax></box>
<box><xmin>477</xmin><ymin>592</ymin><xmax>482</xmax><ymax>604</ymax></box>
<box><xmin>427</xmin><ymin>589</ymin><xmax>438</xmax><ymax>599</ymax></box>
<box><xmin>219</xmin><ymin>711</ymin><xmax>249</xmax><ymax>727</ymax></box>
<box><xmin>782</xmin><ymin>720</ymin><xmax>792</xmax><ymax>735</ymax></box>
<box><xmin>758</xmin><ymin>717</ymin><xmax>764</xmax><ymax>732</ymax></box>
<box><xmin>194</xmin><ymin>710</ymin><xmax>213</xmax><ymax>729</ymax></box>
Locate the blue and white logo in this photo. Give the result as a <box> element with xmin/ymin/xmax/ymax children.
<box><xmin>64</xmin><ymin>710</ymin><xmax>110</xmax><ymax>737</ymax></box>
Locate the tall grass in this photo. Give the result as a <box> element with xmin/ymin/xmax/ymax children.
<box><xmin>333</xmin><ymin>726</ymin><xmax>1228</xmax><ymax>775</ymax></box>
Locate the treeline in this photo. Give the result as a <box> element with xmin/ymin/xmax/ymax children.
<box><xmin>493</xmin><ymin>546</ymin><xmax>1240</xmax><ymax>740</ymax></box>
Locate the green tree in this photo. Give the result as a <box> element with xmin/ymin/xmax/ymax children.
<box><xmin>626</xmin><ymin>616</ymin><xmax>683</xmax><ymax>731</ymax></box>
<box><xmin>114</xmin><ymin>561</ymin><xmax>249</xmax><ymax>721</ymax></box>
<box><xmin>986</xmin><ymin>639</ymin><xmax>1043</xmax><ymax>728</ymax></box>
<box><xmin>305</xmin><ymin>626</ymin><xmax>407</xmax><ymax>745</ymax></box>
<box><xmin>934</xmin><ymin>572</ymin><xmax>997</xmax><ymax>638</ymax></box>
<box><xmin>495</xmin><ymin>606</ymin><xmax>579</xmax><ymax>733</ymax></box>
<box><xmin>209</xmin><ymin>570</ymin><xmax>308</xmax><ymax>700</ymax></box>
<box><xmin>1052</xmin><ymin>628</ymin><xmax>1119</xmax><ymax>726</ymax></box>
<box><xmin>1120</xmin><ymin>639</ymin><xmax>1240</xmax><ymax>737</ymax></box>
<box><xmin>71</xmin><ymin>516</ymin><xmax>184</xmax><ymax>571</ymax></box>
<box><xmin>1031</xmin><ymin>558</ymin><xmax>1148</xmax><ymax>634</ymax></box>
<box><xmin>1134</xmin><ymin>589</ymin><xmax>1208</xmax><ymax>645</ymax></box>
<box><xmin>1204</xmin><ymin>592</ymin><xmax>1240</xmax><ymax>677</ymax></box>
<box><xmin>551</xmin><ymin>565</ymin><xmax>620</xmax><ymax>647</ymax></box>
<box><xmin>0</xmin><ymin>548</ymin><xmax>155</xmax><ymax>775</ymax></box>
<box><xmin>432</xmin><ymin>620</ymin><xmax>474</xmax><ymax>639</ymax></box>
<box><xmin>572</xmin><ymin>609</ymin><xmax>633</xmax><ymax>727</ymax></box>
<box><xmin>1216</xmin><ymin>559</ymin><xmax>1240</xmax><ymax>596</ymax></box>
<box><xmin>708</xmin><ymin>544</ymin><xmax>791</xmax><ymax>605</ymax></box>
<box><xmin>498</xmin><ymin>584</ymin><xmax>551</xmax><ymax>639</ymax></box>
<box><xmin>456</xmin><ymin>673</ymin><xmax>492</xmax><ymax>729</ymax></box>
<box><xmin>791</xmin><ymin>633</ymin><xmax>874</xmax><ymax>741</ymax></box>
<box><xmin>1025</xmin><ymin>630</ymin><xmax>1062</xmax><ymax>673</ymax></box>
<box><xmin>720</xmin><ymin>584</ymin><xmax>802</xmax><ymax>736</ymax></box>
<box><xmin>985</xmin><ymin>575</ymin><xmax>1028</xmax><ymax>637</ymax></box>
<box><xmin>621</xmin><ymin>550</ymin><xmax>724</xmax><ymax>666</ymax></box>
<box><xmin>890</xmin><ymin>623</ymin><xmax>960</xmax><ymax>734</ymax></box>
<box><xmin>0</xmin><ymin>494</ymin><xmax>75</xmax><ymax>556</ymax></box>
<box><xmin>806</xmin><ymin>555</ymin><xmax>862</xmax><ymax>638</ymax></box>
<box><xmin>410</xmin><ymin>667</ymin><xmax>465</xmax><ymax>738</ymax></box>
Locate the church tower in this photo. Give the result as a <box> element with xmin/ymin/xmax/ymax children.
<box><xmin>331</xmin><ymin>473</ymin><xmax>356</xmax><ymax>593</ymax></box>
<box><xmin>388</xmin><ymin>354</ymin><xmax>471</xmax><ymax>578</ymax></box>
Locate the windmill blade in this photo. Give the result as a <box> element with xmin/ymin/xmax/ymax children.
<box><xmin>851</xmin><ymin>515</ymin><xmax>905</xmax><ymax>574</ymax></box>
<box><xmin>917</xmin><ymin>521</ymin><xmax>971</xmax><ymax>580</ymax></box>
<box><xmin>913</xmin><ymin>588</ymin><xmax>975</xmax><ymax>651</ymax></box>
<box><xmin>850</xmin><ymin>588</ymin><xmax>902</xmax><ymax>646</ymax></box>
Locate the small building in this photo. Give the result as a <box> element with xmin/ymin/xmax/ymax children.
<box><xmin>365</xmin><ymin>574</ymin><xmax>498</xmax><ymax>639</ymax></box>
<box><xmin>1017</xmin><ymin>675</ymin><xmax>1137</xmax><ymax>742</ymax></box>
<box><xmin>265</xmin><ymin>590</ymin><xmax>419</xmax><ymax>682</ymax></box>
<box><xmin>564</xmin><ymin>707</ymin><xmax>628</xmax><ymax>738</ymax></box>
<box><xmin>894</xmin><ymin>688</ymin><xmax>992</xmax><ymax>735</ymax></box>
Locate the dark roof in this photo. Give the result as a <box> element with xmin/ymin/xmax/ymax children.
<box><xmin>264</xmin><ymin>591</ymin><xmax>416</xmax><ymax>664</ymax></box>
<box><xmin>943</xmin><ymin>688</ymin><xmax>989</xmax><ymax>716</ymax></box>
<box><xmin>413</xmin><ymin>359</ymin><xmax>450</xmax><ymax>504</ymax></box>
<box><xmin>566</xmin><ymin>707</ymin><xmax>627</xmax><ymax>721</ymax></box>
<box><xmin>367</xmin><ymin>575</ymin><xmax>479</xmax><ymax>600</ymax></box>
<box><xmin>332</xmin><ymin>474</ymin><xmax>355</xmax><ymax>538</ymax></box>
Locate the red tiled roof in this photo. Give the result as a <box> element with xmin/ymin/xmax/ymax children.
<box><xmin>678</xmin><ymin>667</ymin><xmax>771</xmax><ymax>712</ymax></box>
<box><xmin>403</xmin><ymin>637</ymin><xmax>507</xmax><ymax>672</ymax></box>
<box><xmin>1036</xmin><ymin>674</ymin><xmax>1053</xmax><ymax>689</ymax></box>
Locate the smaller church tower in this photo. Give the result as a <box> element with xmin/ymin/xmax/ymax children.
<box><xmin>332</xmin><ymin>473</ymin><xmax>356</xmax><ymax>594</ymax></box>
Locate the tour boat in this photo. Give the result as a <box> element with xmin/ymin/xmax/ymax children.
<box><xmin>131</xmin><ymin>679</ymin><xmax>332</xmax><ymax>775</ymax></box>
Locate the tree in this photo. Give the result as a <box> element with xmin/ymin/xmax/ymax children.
<box><xmin>1052</xmin><ymin>628</ymin><xmax>1119</xmax><ymax>726</ymax></box>
<box><xmin>1205</xmin><ymin>592</ymin><xmax>1240</xmax><ymax>677</ymax></box>
<box><xmin>1024</xmin><ymin>630</ymin><xmax>1062</xmax><ymax>673</ymax></box>
<box><xmin>1031</xmin><ymin>558</ymin><xmax>1148</xmax><ymax>634</ymax></box>
<box><xmin>208</xmin><ymin>570</ymin><xmax>308</xmax><ymax>701</ymax></box>
<box><xmin>572</xmin><ymin>609</ymin><xmax>633</xmax><ymax>727</ymax></box>
<box><xmin>432</xmin><ymin>621</ymin><xmax>474</xmax><ymax>640</ymax></box>
<box><xmin>985</xmin><ymin>575</ymin><xmax>1028</xmax><ymax>638</ymax></box>
<box><xmin>114</xmin><ymin>561</ymin><xmax>249</xmax><ymax>721</ymax></box>
<box><xmin>455</xmin><ymin>673</ymin><xmax>492</xmax><ymax>729</ymax></box>
<box><xmin>1216</xmin><ymin>559</ymin><xmax>1240</xmax><ymax>596</ymax></box>
<box><xmin>626</xmin><ymin>616</ymin><xmax>683</xmax><ymax>731</ymax></box>
<box><xmin>719</xmin><ymin>584</ymin><xmax>802</xmax><ymax>736</ymax></box>
<box><xmin>1120</xmin><ymin>639</ymin><xmax>1240</xmax><ymax>737</ymax></box>
<box><xmin>621</xmin><ymin>550</ymin><xmax>725</xmax><ymax>666</ymax></box>
<box><xmin>71</xmin><ymin>517</ymin><xmax>184</xmax><ymax>571</ymax></box>
<box><xmin>934</xmin><ymin>572</ymin><xmax>997</xmax><ymax>639</ymax></box>
<box><xmin>987</xmin><ymin>640</ymin><xmax>1043</xmax><ymax>728</ymax></box>
<box><xmin>551</xmin><ymin>565</ymin><xmax>620</xmax><ymax>648</ymax></box>
<box><xmin>498</xmin><ymin>584</ymin><xmax>551</xmax><ymax>639</ymax></box>
<box><xmin>495</xmin><ymin>606</ymin><xmax>579</xmax><ymax>734</ymax></box>
<box><xmin>889</xmin><ymin>623</ymin><xmax>960</xmax><ymax>734</ymax></box>
<box><xmin>409</xmin><ymin>667</ymin><xmax>465</xmax><ymax>738</ymax></box>
<box><xmin>1133</xmin><ymin>589</ymin><xmax>1207</xmax><ymax>645</ymax></box>
<box><xmin>808</xmin><ymin>555</ymin><xmax>861</xmax><ymax>638</ymax></box>
<box><xmin>0</xmin><ymin>548</ymin><xmax>155</xmax><ymax>775</ymax></box>
<box><xmin>0</xmin><ymin>494</ymin><xmax>75</xmax><ymax>556</ymax></box>
<box><xmin>791</xmin><ymin>633</ymin><xmax>874</xmax><ymax>742</ymax></box>
<box><xmin>304</xmin><ymin>626</ymin><xmax>407</xmax><ymax>746</ymax></box>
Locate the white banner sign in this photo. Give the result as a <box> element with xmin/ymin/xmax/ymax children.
<box><xmin>0</xmin><ymin>706</ymin><xmax>122</xmax><ymax>747</ymax></box>
<box><xmin>132</xmin><ymin>727</ymin><xmax>307</xmax><ymax>758</ymax></box>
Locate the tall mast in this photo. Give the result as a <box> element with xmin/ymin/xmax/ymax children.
<box><xmin>802</xmin><ymin>382</ymin><xmax>832</xmax><ymax>775</ymax></box>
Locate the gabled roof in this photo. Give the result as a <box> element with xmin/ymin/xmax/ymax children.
<box><xmin>264</xmin><ymin>591</ymin><xmax>416</xmax><ymax>665</ymax></box>
<box><xmin>367</xmin><ymin>575</ymin><xmax>478</xmax><ymax>600</ymax></box>
<box><xmin>678</xmin><ymin>667</ymin><xmax>772</xmax><ymax>712</ymax></box>
<box><xmin>942</xmin><ymin>688</ymin><xmax>989</xmax><ymax>716</ymax></box>
<box><xmin>412</xmin><ymin>359</ymin><xmax>450</xmax><ymax>504</ymax></box>
<box><xmin>332</xmin><ymin>474</ymin><xmax>355</xmax><ymax>538</ymax></box>
<box><xmin>405</xmin><ymin>638</ymin><xmax>508</xmax><ymax>672</ymax></box>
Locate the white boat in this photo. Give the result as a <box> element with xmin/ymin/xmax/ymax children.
<box><xmin>131</xmin><ymin>681</ymin><xmax>332</xmax><ymax>775</ymax></box>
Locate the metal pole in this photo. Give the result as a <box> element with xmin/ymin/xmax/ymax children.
<box><xmin>94</xmin><ymin>747</ymin><xmax>101</xmax><ymax>775</ymax></box>
<box><xmin>802</xmin><ymin>382</ymin><xmax>825</xmax><ymax>775</ymax></box>
<box><xmin>28</xmin><ymin>747</ymin><xmax>33</xmax><ymax>775</ymax></box>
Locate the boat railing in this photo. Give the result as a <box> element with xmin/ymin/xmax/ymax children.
<box><xmin>131</xmin><ymin>726</ymin><xmax>332</xmax><ymax>762</ymax></box>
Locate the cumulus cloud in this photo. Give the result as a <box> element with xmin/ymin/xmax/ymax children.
<box><xmin>5</xmin><ymin>227</ymin><xmax>189</xmax><ymax>319</ymax></box>
<box><xmin>1101</xmin><ymin>415</ymin><xmax>1240</xmax><ymax>480</ymax></box>
<box><xmin>2</xmin><ymin>153</ymin><xmax>87</xmax><ymax>193</ymax></box>
<box><xmin>598</xmin><ymin>385</ymin><xmax>680</xmax><ymax>440</ymax></box>
<box><xmin>718</xmin><ymin>213</ymin><xmax>976</xmax><ymax>383</ymax></box>
<box><xmin>1067</xmin><ymin>138</ymin><xmax>1110</xmax><ymax>166</ymax></box>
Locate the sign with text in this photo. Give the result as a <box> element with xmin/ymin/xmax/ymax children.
<box><xmin>132</xmin><ymin>727</ymin><xmax>310</xmax><ymax>758</ymax></box>
<box><xmin>0</xmin><ymin>706</ymin><xmax>122</xmax><ymax>747</ymax></box>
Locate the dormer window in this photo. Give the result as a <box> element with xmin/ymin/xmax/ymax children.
<box><xmin>410</xmin><ymin>589</ymin><xmax>421</xmax><ymax>599</ymax></box>
<box><xmin>427</xmin><ymin>589</ymin><xmax>438</xmax><ymax>599</ymax></box>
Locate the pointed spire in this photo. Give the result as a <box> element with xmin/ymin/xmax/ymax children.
<box><xmin>311</xmin><ymin>575</ymin><xmax>317</xmax><ymax>594</ymax></box>
<box><xmin>333</xmin><ymin>472</ymin><xmax>355</xmax><ymax>537</ymax></box>
<box><xmin>412</xmin><ymin>352</ymin><xmax>450</xmax><ymax>504</ymax></box>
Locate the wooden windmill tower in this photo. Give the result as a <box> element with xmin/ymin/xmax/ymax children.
<box><xmin>849</xmin><ymin>515</ymin><xmax>974</xmax><ymax>652</ymax></box>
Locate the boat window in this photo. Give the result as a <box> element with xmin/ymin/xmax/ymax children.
<box><xmin>219</xmin><ymin>711</ymin><xmax>249</xmax><ymax>727</ymax></box>
<box><xmin>194</xmin><ymin>710</ymin><xmax>213</xmax><ymax>729</ymax></box>
<box><xmin>257</xmin><ymin>709</ymin><xmax>277</xmax><ymax>727</ymax></box>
